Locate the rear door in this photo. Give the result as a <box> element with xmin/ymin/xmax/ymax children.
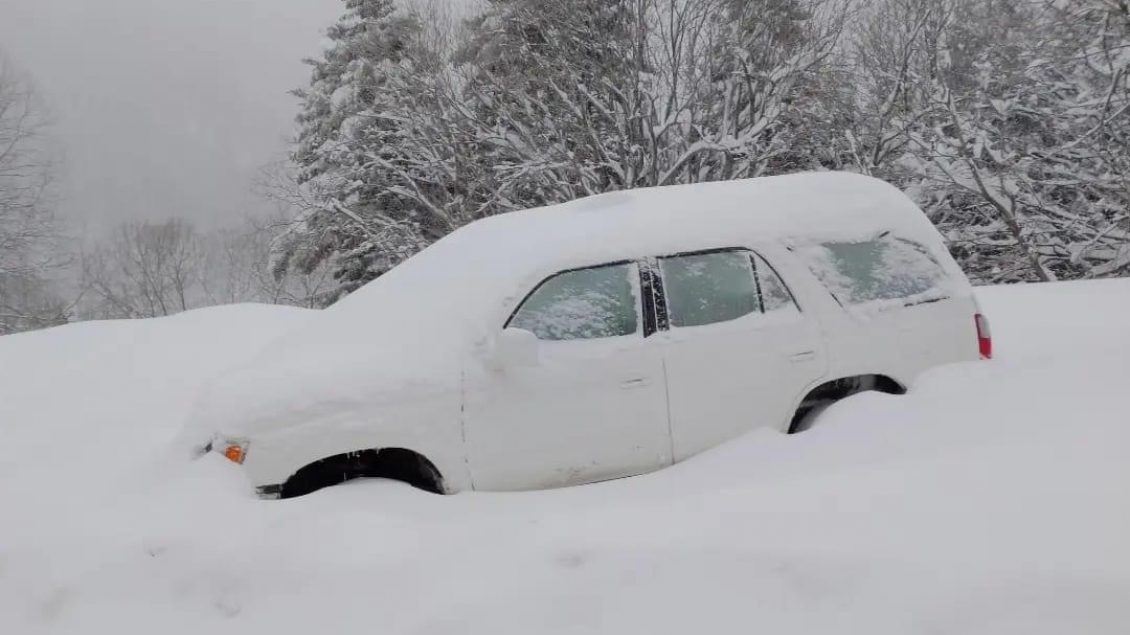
<box><xmin>793</xmin><ymin>235</ymin><xmax>981</xmax><ymax>377</ymax></box>
<box><xmin>654</xmin><ymin>248</ymin><xmax>827</xmax><ymax>460</ymax></box>
<box><xmin>464</xmin><ymin>261</ymin><xmax>672</xmax><ymax>491</ymax></box>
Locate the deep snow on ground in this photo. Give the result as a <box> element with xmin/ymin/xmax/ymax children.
<box><xmin>1</xmin><ymin>282</ymin><xmax>1128</xmax><ymax>634</ymax></box>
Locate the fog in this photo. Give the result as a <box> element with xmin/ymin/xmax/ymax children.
<box><xmin>0</xmin><ymin>0</ymin><xmax>342</xmax><ymax>233</ymax></box>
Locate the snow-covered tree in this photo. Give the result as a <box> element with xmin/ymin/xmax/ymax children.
<box><xmin>1029</xmin><ymin>0</ymin><xmax>1130</xmax><ymax>278</ymax></box>
<box><xmin>270</xmin><ymin>0</ymin><xmax>1130</xmax><ymax>303</ymax></box>
<box><xmin>275</xmin><ymin>0</ymin><xmax>431</xmax><ymax>303</ymax></box>
<box><xmin>850</xmin><ymin>0</ymin><xmax>1130</xmax><ymax>283</ymax></box>
<box><xmin>0</xmin><ymin>51</ymin><xmax>66</xmax><ymax>334</ymax></box>
<box><xmin>457</xmin><ymin>0</ymin><xmax>849</xmax><ymax>204</ymax></box>
<box><xmin>79</xmin><ymin>219</ymin><xmax>206</xmax><ymax>319</ymax></box>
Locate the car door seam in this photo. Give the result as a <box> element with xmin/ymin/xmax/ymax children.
<box><xmin>660</xmin><ymin>356</ymin><xmax>676</xmax><ymax>463</ymax></box>
<box><xmin>459</xmin><ymin>368</ymin><xmax>476</xmax><ymax>491</ymax></box>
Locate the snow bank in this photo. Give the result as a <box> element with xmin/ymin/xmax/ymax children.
<box><xmin>1</xmin><ymin>281</ymin><xmax>1128</xmax><ymax>634</ymax></box>
<box><xmin>0</xmin><ymin>304</ymin><xmax>313</xmax><ymax>526</ymax></box>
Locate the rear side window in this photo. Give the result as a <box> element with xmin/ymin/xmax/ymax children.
<box><xmin>509</xmin><ymin>263</ymin><xmax>640</xmax><ymax>340</ymax></box>
<box><xmin>799</xmin><ymin>236</ymin><xmax>947</xmax><ymax>305</ymax></box>
<box><xmin>658</xmin><ymin>250</ymin><xmax>800</xmax><ymax>328</ymax></box>
<box><xmin>659</xmin><ymin>251</ymin><xmax>760</xmax><ymax>328</ymax></box>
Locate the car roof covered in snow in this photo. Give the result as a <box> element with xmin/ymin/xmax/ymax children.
<box><xmin>465</xmin><ymin>171</ymin><xmax>935</xmax><ymax>259</ymax></box>
<box><xmin>337</xmin><ymin>171</ymin><xmax>948</xmax><ymax>319</ymax></box>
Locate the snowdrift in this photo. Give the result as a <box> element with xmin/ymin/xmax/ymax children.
<box><xmin>1</xmin><ymin>283</ymin><xmax>1128</xmax><ymax>634</ymax></box>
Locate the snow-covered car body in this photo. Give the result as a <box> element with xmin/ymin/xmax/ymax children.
<box><xmin>193</xmin><ymin>172</ymin><xmax>987</xmax><ymax>497</ymax></box>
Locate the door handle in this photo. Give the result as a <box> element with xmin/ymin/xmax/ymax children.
<box><xmin>789</xmin><ymin>350</ymin><xmax>817</xmax><ymax>363</ymax></box>
<box><xmin>620</xmin><ymin>377</ymin><xmax>651</xmax><ymax>389</ymax></box>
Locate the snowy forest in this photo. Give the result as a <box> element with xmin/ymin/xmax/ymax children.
<box><xmin>2</xmin><ymin>0</ymin><xmax>1129</xmax><ymax>333</ymax></box>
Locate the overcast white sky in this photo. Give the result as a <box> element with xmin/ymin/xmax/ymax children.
<box><xmin>0</xmin><ymin>0</ymin><xmax>343</xmax><ymax>233</ymax></box>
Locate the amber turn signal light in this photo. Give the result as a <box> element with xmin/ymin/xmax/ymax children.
<box><xmin>223</xmin><ymin>444</ymin><xmax>246</xmax><ymax>464</ymax></box>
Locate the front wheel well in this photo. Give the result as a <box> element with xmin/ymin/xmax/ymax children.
<box><xmin>277</xmin><ymin>447</ymin><xmax>445</xmax><ymax>499</ymax></box>
<box><xmin>788</xmin><ymin>374</ymin><xmax>906</xmax><ymax>434</ymax></box>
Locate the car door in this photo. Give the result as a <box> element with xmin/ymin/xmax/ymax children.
<box><xmin>464</xmin><ymin>261</ymin><xmax>672</xmax><ymax>491</ymax></box>
<box><xmin>654</xmin><ymin>248</ymin><xmax>827</xmax><ymax>461</ymax></box>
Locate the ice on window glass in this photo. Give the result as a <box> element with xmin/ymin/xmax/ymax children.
<box><xmin>661</xmin><ymin>252</ymin><xmax>759</xmax><ymax>328</ymax></box>
<box><xmin>510</xmin><ymin>264</ymin><xmax>639</xmax><ymax>340</ymax></box>
<box><xmin>752</xmin><ymin>255</ymin><xmax>799</xmax><ymax>314</ymax></box>
<box><xmin>801</xmin><ymin>236</ymin><xmax>947</xmax><ymax>305</ymax></box>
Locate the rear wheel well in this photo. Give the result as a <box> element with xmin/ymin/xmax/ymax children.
<box><xmin>277</xmin><ymin>448</ymin><xmax>445</xmax><ymax>499</ymax></box>
<box><xmin>788</xmin><ymin>375</ymin><xmax>905</xmax><ymax>434</ymax></box>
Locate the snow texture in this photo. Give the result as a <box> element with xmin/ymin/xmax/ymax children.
<box><xmin>1</xmin><ymin>279</ymin><xmax>1128</xmax><ymax>634</ymax></box>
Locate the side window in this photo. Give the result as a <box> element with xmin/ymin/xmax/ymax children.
<box><xmin>509</xmin><ymin>263</ymin><xmax>640</xmax><ymax>341</ymax></box>
<box><xmin>752</xmin><ymin>254</ymin><xmax>800</xmax><ymax>314</ymax></box>
<box><xmin>659</xmin><ymin>251</ymin><xmax>760</xmax><ymax>328</ymax></box>
<box><xmin>798</xmin><ymin>236</ymin><xmax>948</xmax><ymax>305</ymax></box>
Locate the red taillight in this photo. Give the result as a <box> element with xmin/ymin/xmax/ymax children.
<box><xmin>975</xmin><ymin>313</ymin><xmax>992</xmax><ymax>359</ymax></box>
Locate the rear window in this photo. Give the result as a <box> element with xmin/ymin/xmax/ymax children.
<box><xmin>659</xmin><ymin>251</ymin><xmax>760</xmax><ymax>328</ymax></box>
<box><xmin>798</xmin><ymin>236</ymin><xmax>948</xmax><ymax>306</ymax></box>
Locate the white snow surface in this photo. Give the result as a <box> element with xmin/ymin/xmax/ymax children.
<box><xmin>1</xmin><ymin>280</ymin><xmax>1128</xmax><ymax>634</ymax></box>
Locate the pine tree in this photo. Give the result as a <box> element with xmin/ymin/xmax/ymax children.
<box><xmin>275</xmin><ymin>0</ymin><xmax>429</xmax><ymax>303</ymax></box>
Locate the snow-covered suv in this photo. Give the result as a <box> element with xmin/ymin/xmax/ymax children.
<box><xmin>193</xmin><ymin>172</ymin><xmax>991</xmax><ymax>498</ymax></box>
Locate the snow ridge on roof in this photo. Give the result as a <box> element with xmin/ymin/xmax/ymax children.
<box><xmin>339</xmin><ymin>172</ymin><xmax>939</xmax><ymax>317</ymax></box>
<box><xmin>445</xmin><ymin>171</ymin><xmax>934</xmax><ymax>271</ymax></box>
